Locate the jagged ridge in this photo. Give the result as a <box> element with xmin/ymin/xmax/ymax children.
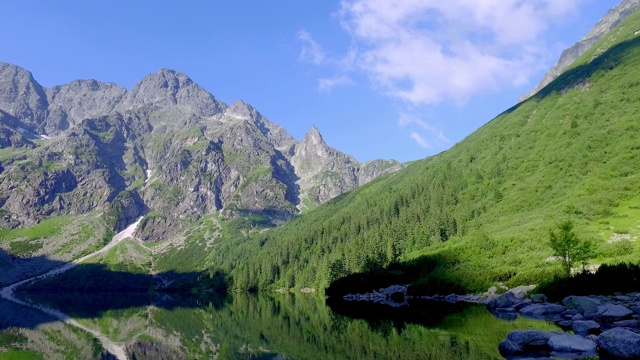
<box><xmin>0</xmin><ymin>64</ymin><xmax>402</xmax><ymax>239</ymax></box>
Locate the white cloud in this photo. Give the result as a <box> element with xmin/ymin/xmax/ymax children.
<box><xmin>337</xmin><ymin>0</ymin><xmax>584</xmax><ymax>104</ymax></box>
<box><xmin>299</xmin><ymin>0</ymin><xmax>590</xmax><ymax>153</ymax></box>
<box><xmin>410</xmin><ymin>132</ymin><xmax>431</xmax><ymax>148</ymax></box>
<box><xmin>298</xmin><ymin>30</ymin><xmax>326</xmax><ymax>65</ymax></box>
<box><xmin>318</xmin><ymin>76</ymin><xmax>355</xmax><ymax>92</ymax></box>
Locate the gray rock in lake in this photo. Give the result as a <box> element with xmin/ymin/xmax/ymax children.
<box><xmin>507</xmin><ymin>330</ymin><xmax>553</xmax><ymax>347</ymax></box>
<box><xmin>598</xmin><ymin>303</ymin><xmax>634</xmax><ymax>321</ymax></box>
<box><xmin>519</xmin><ymin>303</ymin><xmax>565</xmax><ymax>318</ymax></box>
<box><xmin>498</xmin><ymin>339</ymin><xmax>525</xmax><ymax>357</ymax></box>
<box><xmin>379</xmin><ymin>285</ymin><xmax>407</xmax><ymax>296</ymax></box>
<box><xmin>563</xmin><ymin>295</ymin><xmax>602</xmax><ymax>313</ymax></box>
<box><xmin>486</xmin><ymin>291</ymin><xmax>519</xmax><ymax>309</ymax></box>
<box><xmin>547</xmin><ymin>333</ymin><xmax>597</xmax><ymax>354</ymax></box>
<box><xmin>572</xmin><ymin>320</ymin><xmax>601</xmax><ymax>336</ymax></box>
<box><xmin>597</xmin><ymin>328</ymin><xmax>640</xmax><ymax>359</ymax></box>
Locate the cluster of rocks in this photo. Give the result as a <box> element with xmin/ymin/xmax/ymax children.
<box><xmin>489</xmin><ymin>291</ymin><xmax>640</xmax><ymax>359</ymax></box>
<box><xmin>342</xmin><ymin>285</ymin><xmax>408</xmax><ymax>307</ymax></box>
<box><xmin>342</xmin><ymin>284</ymin><xmax>640</xmax><ymax>358</ymax></box>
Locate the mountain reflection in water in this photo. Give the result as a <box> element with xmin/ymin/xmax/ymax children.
<box><xmin>0</xmin><ymin>292</ymin><xmax>561</xmax><ymax>359</ymax></box>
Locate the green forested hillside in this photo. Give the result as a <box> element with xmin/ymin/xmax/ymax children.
<box><xmin>204</xmin><ymin>10</ymin><xmax>640</xmax><ymax>294</ymax></box>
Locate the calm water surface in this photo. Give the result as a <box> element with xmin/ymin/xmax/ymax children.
<box><xmin>0</xmin><ymin>292</ymin><xmax>562</xmax><ymax>359</ymax></box>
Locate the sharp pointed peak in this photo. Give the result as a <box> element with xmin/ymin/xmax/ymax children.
<box><xmin>309</xmin><ymin>124</ymin><xmax>323</xmax><ymax>136</ymax></box>
<box><xmin>303</xmin><ymin>124</ymin><xmax>325</xmax><ymax>145</ymax></box>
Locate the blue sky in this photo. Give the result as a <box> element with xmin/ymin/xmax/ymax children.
<box><xmin>1</xmin><ymin>0</ymin><xmax>618</xmax><ymax>162</ymax></box>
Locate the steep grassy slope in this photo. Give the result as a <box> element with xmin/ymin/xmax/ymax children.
<box><xmin>205</xmin><ymin>10</ymin><xmax>640</xmax><ymax>293</ymax></box>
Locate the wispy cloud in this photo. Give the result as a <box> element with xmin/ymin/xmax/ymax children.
<box><xmin>318</xmin><ymin>76</ymin><xmax>355</xmax><ymax>92</ymax></box>
<box><xmin>410</xmin><ymin>132</ymin><xmax>431</xmax><ymax>148</ymax></box>
<box><xmin>337</xmin><ymin>0</ymin><xmax>583</xmax><ymax>104</ymax></box>
<box><xmin>298</xmin><ymin>29</ymin><xmax>326</xmax><ymax>65</ymax></box>
<box><xmin>399</xmin><ymin>113</ymin><xmax>449</xmax><ymax>144</ymax></box>
<box><xmin>400</xmin><ymin>113</ymin><xmax>449</xmax><ymax>149</ymax></box>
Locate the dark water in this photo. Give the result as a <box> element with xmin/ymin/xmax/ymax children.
<box><xmin>0</xmin><ymin>292</ymin><xmax>562</xmax><ymax>360</ymax></box>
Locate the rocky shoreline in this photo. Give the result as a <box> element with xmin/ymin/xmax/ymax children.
<box><xmin>342</xmin><ymin>286</ymin><xmax>640</xmax><ymax>359</ymax></box>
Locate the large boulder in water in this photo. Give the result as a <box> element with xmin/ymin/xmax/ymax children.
<box><xmin>596</xmin><ymin>328</ymin><xmax>640</xmax><ymax>359</ymax></box>
<box><xmin>562</xmin><ymin>296</ymin><xmax>601</xmax><ymax>313</ymax></box>
<box><xmin>507</xmin><ymin>330</ymin><xmax>553</xmax><ymax>347</ymax></box>
<box><xmin>498</xmin><ymin>340</ymin><xmax>525</xmax><ymax>357</ymax></box>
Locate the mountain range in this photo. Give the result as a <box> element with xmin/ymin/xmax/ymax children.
<box><xmin>0</xmin><ymin>64</ymin><xmax>401</xmax><ymax>285</ymax></box>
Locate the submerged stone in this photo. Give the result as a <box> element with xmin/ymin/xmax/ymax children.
<box><xmin>547</xmin><ymin>333</ymin><xmax>597</xmax><ymax>354</ymax></box>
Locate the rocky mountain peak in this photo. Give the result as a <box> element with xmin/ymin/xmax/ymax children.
<box><xmin>224</xmin><ymin>100</ymin><xmax>257</xmax><ymax>121</ymax></box>
<box><xmin>121</xmin><ymin>68</ymin><xmax>224</xmax><ymax>117</ymax></box>
<box><xmin>291</xmin><ymin>123</ymin><xmax>402</xmax><ymax>207</ymax></box>
<box><xmin>306</xmin><ymin>124</ymin><xmax>324</xmax><ymax>146</ymax></box>
<box><xmin>0</xmin><ymin>62</ymin><xmax>48</xmax><ymax>131</ymax></box>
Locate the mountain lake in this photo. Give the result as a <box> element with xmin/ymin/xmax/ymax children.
<box><xmin>0</xmin><ymin>291</ymin><xmax>566</xmax><ymax>360</ymax></box>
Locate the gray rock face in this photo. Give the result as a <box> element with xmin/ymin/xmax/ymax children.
<box><xmin>45</xmin><ymin>79</ymin><xmax>127</xmax><ymax>134</ymax></box>
<box><xmin>523</xmin><ymin>0</ymin><xmax>640</xmax><ymax>101</ymax></box>
<box><xmin>597</xmin><ymin>328</ymin><xmax>640</xmax><ymax>359</ymax></box>
<box><xmin>0</xmin><ymin>111</ymin><xmax>35</xmax><ymax>149</ymax></box>
<box><xmin>222</xmin><ymin>100</ymin><xmax>297</xmax><ymax>151</ymax></box>
<box><xmin>0</xmin><ymin>63</ymin><xmax>48</xmax><ymax>132</ymax></box>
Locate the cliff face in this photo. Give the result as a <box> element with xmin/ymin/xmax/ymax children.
<box><xmin>522</xmin><ymin>0</ymin><xmax>640</xmax><ymax>101</ymax></box>
<box><xmin>0</xmin><ymin>63</ymin><xmax>403</xmax><ymax>236</ymax></box>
